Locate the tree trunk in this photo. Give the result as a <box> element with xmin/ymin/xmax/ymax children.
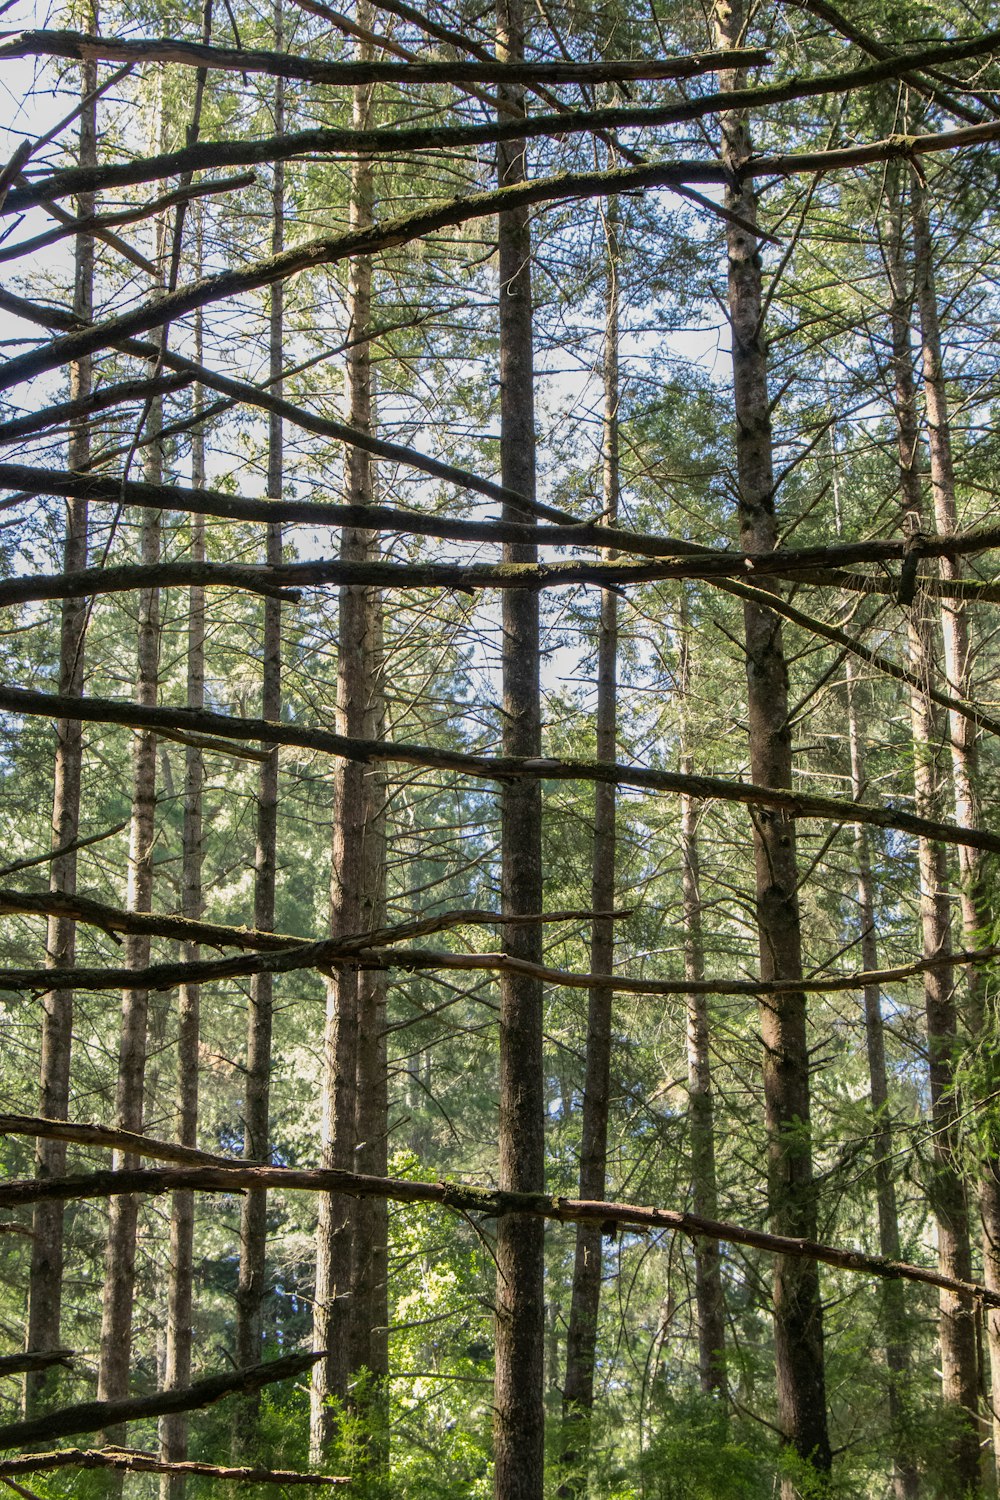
<box><xmin>493</xmin><ymin>0</ymin><xmax>545</xmax><ymax>1495</ymax></box>
<box><xmin>24</xmin><ymin>32</ymin><xmax>96</xmax><ymax>1419</ymax></box>
<box><xmin>96</xmin><ymin>441</ymin><xmax>161</xmax><ymax>1444</ymax></box>
<box><xmin>845</xmin><ymin>656</ymin><xmax>919</xmax><ymax>1500</ymax></box>
<box><xmin>713</xmin><ymin>3</ymin><xmax>830</xmax><ymax>1489</ymax></box>
<box><xmin>235</xmin><ymin>11</ymin><xmax>284</xmax><ymax>1454</ymax></box>
<box><xmin>678</xmin><ymin>595</ymin><xmax>726</xmax><ymax>1400</ymax></box>
<box><xmin>886</xmin><ymin>193</ymin><xmax>980</xmax><ymax>1493</ymax></box>
<box><xmin>96</xmin><ymin>114</ymin><xmax>167</xmax><ymax>1467</ymax></box>
<box><xmin>158</xmin><ymin>283</ymin><xmax>207</xmax><ymax>1500</ymax></box>
<box><xmin>312</xmin><ymin>2</ymin><xmax>386</xmax><ymax>1458</ymax></box>
<box><xmin>559</xmin><ymin>191</ymin><xmax>620</xmax><ymax>1498</ymax></box>
<box><xmin>910</xmin><ymin>170</ymin><xmax>996</xmax><ymax>1485</ymax></box>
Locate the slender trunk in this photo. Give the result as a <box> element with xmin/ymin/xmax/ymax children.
<box><xmin>312</xmin><ymin>2</ymin><xmax>386</xmax><ymax>1458</ymax></box>
<box><xmin>887</xmin><ymin>197</ymin><xmax>979</xmax><ymax>1493</ymax></box>
<box><xmin>910</xmin><ymin>172</ymin><xmax>997</xmax><ymax>1486</ymax></box>
<box><xmin>493</xmin><ymin>0</ymin><xmax>545</xmax><ymax>1494</ymax></box>
<box><xmin>713</xmin><ymin>3</ymin><xmax>830</xmax><ymax>1488</ymax></box>
<box><xmin>235</xmin><ymin>11</ymin><xmax>284</xmax><ymax>1455</ymax></box>
<box><xmin>97</xmin><ymin>109</ymin><xmax>167</xmax><ymax>1468</ymax></box>
<box><xmin>559</xmin><ymin>192</ymin><xmax>619</xmax><ymax>1498</ymax></box>
<box><xmin>24</xmin><ymin>33</ymin><xmax>96</xmax><ymax>1418</ymax></box>
<box><xmin>678</xmin><ymin>597</ymin><xmax>726</xmax><ymax>1399</ymax></box>
<box><xmin>97</xmin><ymin>435</ymin><xmax>161</xmax><ymax>1435</ymax></box>
<box><xmin>158</xmin><ymin>285</ymin><xmax>206</xmax><ymax>1500</ymax></box>
<box><xmin>845</xmin><ymin>656</ymin><xmax>919</xmax><ymax>1500</ymax></box>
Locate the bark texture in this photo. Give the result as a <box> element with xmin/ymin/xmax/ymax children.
<box><xmin>159</xmin><ymin>290</ymin><xmax>207</xmax><ymax>1500</ymax></box>
<box><xmin>679</xmin><ymin>599</ymin><xmax>726</xmax><ymax>1399</ymax></box>
<box><xmin>910</xmin><ymin>172</ymin><xmax>996</xmax><ymax>1486</ymax></box>
<box><xmin>887</xmin><ymin>193</ymin><xmax>980</xmax><ymax>1492</ymax></box>
<box><xmin>493</xmin><ymin>0</ymin><xmax>545</xmax><ymax>1496</ymax></box>
<box><xmin>845</xmin><ymin>657</ymin><xmax>919</xmax><ymax>1500</ymax></box>
<box><xmin>312</xmin><ymin>2</ymin><xmax>387</xmax><ymax>1457</ymax></box>
<box><xmin>235</xmin><ymin>21</ymin><xmax>284</xmax><ymax>1452</ymax></box>
<box><xmin>24</xmin><ymin>40</ymin><xmax>96</xmax><ymax>1419</ymax></box>
<box><xmin>96</xmin><ymin>140</ymin><xmax>166</xmax><ymax>1470</ymax></box>
<box><xmin>97</xmin><ymin>495</ymin><xmax>160</xmax><ymax>1437</ymax></box>
<box><xmin>713</xmin><ymin>1</ymin><xmax>830</xmax><ymax>1487</ymax></box>
<box><xmin>560</xmin><ymin>192</ymin><xmax>619</xmax><ymax>1497</ymax></box>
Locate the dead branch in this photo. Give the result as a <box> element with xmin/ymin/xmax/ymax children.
<box><xmin>0</xmin><ymin>172</ymin><xmax>254</xmax><ymax>267</ymax></box>
<box><xmin>0</xmin><ymin>30</ymin><xmax>766</xmax><ymax>85</ymax></box>
<box><xmin>0</xmin><ymin>930</ymin><xmax>995</xmax><ymax>998</ymax></box>
<box><xmin>0</xmin><ymin>1115</ymin><xmax>238</xmax><ymax>1167</ymax></box>
<box><xmin>7</xmin><ymin>462</ymin><xmax>1000</xmax><ymax>576</ymax></box>
<box><xmin>0</xmin><ymin>159</ymin><xmax>727</xmax><ymax>393</ymax></box>
<box><xmin>0</xmin><ymin>1351</ymin><xmax>73</xmax><ymax>1378</ymax></box>
<box><xmin>0</xmin><ymin>1351</ymin><xmax>323</xmax><ymax>1450</ymax></box>
<box><xmin>0</xmin><ymin>1449</ymin><xmax>347</xmax><ymax>1485</ymax></box>
<box><xmin>713</xmin><ymin>576</ymin><xmax>1000</xmax><ymax>741</ymax></box>
<box><xmin>0</xmin><ymin>682</ymin><xmax>997</xmax><ymax>855</ymax></box>
<box><xmin>0</xmin><ymin>460</ymin><xmax>698</xmax><ymax>560</ymax></box>
<box><xmin>0</xmin><ymin>1164</ymin><xmax>991</xmax><ymax>1310</ymax></box>
<box><xmin>0</xmin><ymin>888</ymin><xmax>596</xmax><ymax>955</ymax></box>
<box><xmin>7</xmin><ymin>33</ymin><xmax>1000</xmax><ymax>217</ymax></box>
<box><xmin>4</xmin><ymin>557</ymin><xmax>1000</xmax><ymax>751</ymax></box>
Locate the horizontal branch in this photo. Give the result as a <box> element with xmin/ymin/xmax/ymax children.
<box><xmin>790</xmin><ymin>566</ymin><xmax>1000</xmax><ymax>607</ymax></box>
<box><xmin>26</xmin><ymin>688</ymin><xmax>1000</xmax><ymax>886</ymax></box>
<box><xmin>0</xmin><ymin>552</ymin><xmax>743</xmax><ymax>606</ymax></box>
<box><xmin>138</xmin><ymin>351</ymin><xmax>576</xmax><ymax>524</ymax></box>
<box><xmin>9</xmin><ymin>463</ymin><xmax>1000</xmax><ymax>577</ymax></box>
<box><xmin>8</xmin><ymin>33</ymin><xmax>1000</xmax><ymax>215</ymax></box>
<box><xmin>0</xmin><ymin>297</ymin><xmax>535</xmax><ymax>530</ymax></box>
<box><xmin>0</xmin><ymin>1350</ymin><xmax>323</xmax><ymax>1450</ymax></box>
<box><xmin>0</xmin><ymin>461</ymin><xmax>703</xmax><ymax>562</ymax></box>
<box><xmin>0</xmin><ymin>30</ymin><xmax>766</xmax><ymax>86</ymax></box>
<box><xmin>0</xmin><ymin>886</ymin><xmax>597</xmax><ymax>956</ymax></box>
<box><xmin>0</xmin><ymin>1113</ymin><xmax>239</xmax><ymax>1166</ymax></box>
<box><xmin>0</xmin><ymin>1351</ymin><xmax>73</xmax><ymax>1377</ymax></box>
<box><xmin>1</xmin><ymin>926</ymin><xmax>995</xmax><ymax>998</ymax></box>
<box><xmin>753</xmin><ymin>117</ymin><xmax>1000</xmax><ymax>178</ymax></box>
<box><xmin>0</xmin><ymin>1162</ymin><xmax>991</xmax><ymax>1310</ymax></box>
<box><xmin>0</xmin><ymin>683</ymin><xmax>997</xmax><ymax>852</ymax></box>
<box><xmin>0</xmin><ymin>1449</ymin><xmax>347</xmax><ymax>1485</ymax></box>
<box><xmin>782</xmin><ymin>0</ymin><xmax>985</xmax><ymax>123</ymax></box>
<box><xmin>5</xmin><ymin>558</ymin><xmax>1000</xmax><ymax>750</ymax></box>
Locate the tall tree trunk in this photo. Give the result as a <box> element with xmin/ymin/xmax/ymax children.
<box><xmin>96</xmin><ymin>105</ymin><xmax>168</xmax><ymax>1467</ymax></box>
<box><xmin>493</xmin><ymin>0</ymin><xmax>545</xmax><ymax>1494</ymax></box>
<box><xmin>712</xmin><ymin>4</ymin><xmax>830</xmax><ymax>1489</ymax></box>
<box><xmin>559</xmin><ymin>191</ymin><xmax>620</xmax><ymax>1499</ymax></box>
<box><xmin>24</xmin><ymin>28</ymin><xmax>97</xmax><ymax>1419</ymax></box>
<box><xmin>845</xmin><ymin>658</ymin><xmax>919</xmax><ymax>1500</ymax></box>
<box><xmin>96</xmin><ymin>418</ymin><xmax>162</xmax><ymax>1443</ymax></box>
<box><xmin>678</xmin><ymin>595</ymin><xmax>726</xmax><ymax>1400</ymax></box>
<box><xmin>910</xmin><ymin>171</ymin><xmax>996</xmax><ymax>1485</ymax></box>
<box><xmin>235</xmin><ymin>9</ymin><xmax>284</xmax><ymax>1455</ymax></box>
<box><xmin>886</xmin><ymin>193</ymin><xmax>980</xmax><ymax>1493</ymax></box>
<box><xmin>158</xmin><ymin>285</ymin><xmax>207</xmax><ymax>1500</ymax></box>
<box><xmin>830</xmin><ymin>422</ymin><xmax>917</xmax><ymax>1497</ymax></box>
<box><xmin>312</xmin><ymin>1</ymin><xmax>386</xmax><ymax>1458</ymax></box>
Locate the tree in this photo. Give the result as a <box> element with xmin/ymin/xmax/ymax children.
<box><xmin>713</xmin><ymin>0</ymin><xmax>831</xmax><ymax>1487</ymax></box>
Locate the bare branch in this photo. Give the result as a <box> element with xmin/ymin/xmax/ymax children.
<box><xmin>7</xmin><ymin>33</ymin><xmax>1000</xmax><ymax>215</ymax></box>
<box><xmin>0</xmin><ymin>1351</ymin><xmax>73</xmax><ymax>1378</ymax></box>
<box><xmin>0</xmin><ymin>1163</ymin><xmax>991</xmax><ymax>1311</ymax></box>
<box><xmin>0</xmin><ymin>1450</ymin><xmax>347</xmax><ymax>1485</ymax></box>
<box><xmin>0</xmin><ymin>1351</ymin><xmax>324</xmax><ymax>1450</ymax></box>
<box><xmin>0</xmin><ymin>683</ymin><xmax>997</xmax><ymax>853</ymax></box>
